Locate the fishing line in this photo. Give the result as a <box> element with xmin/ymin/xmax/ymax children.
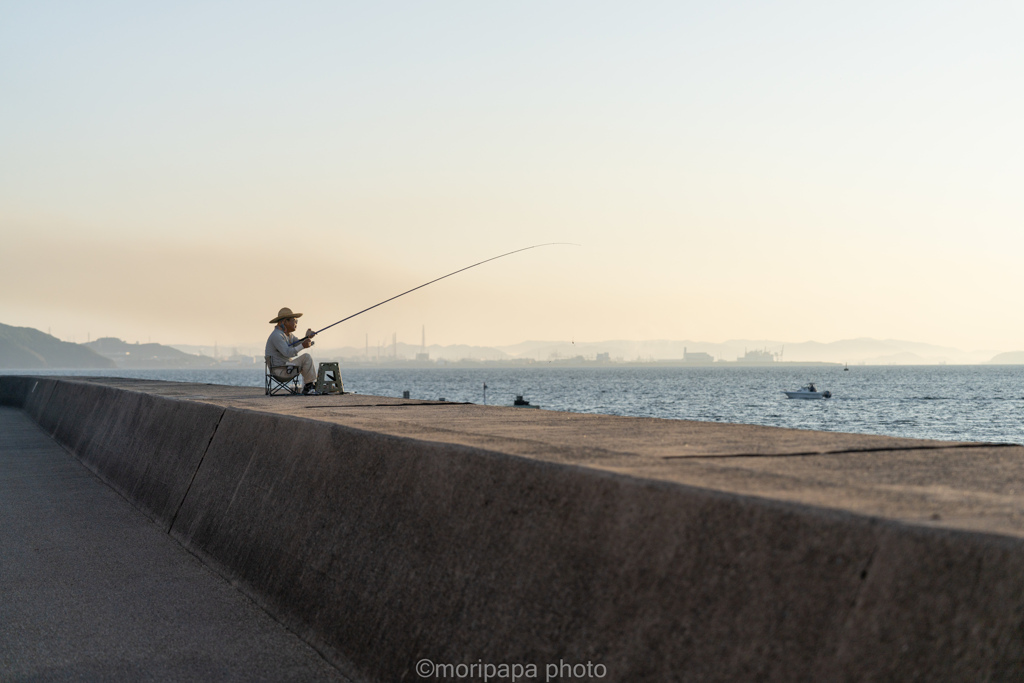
<box><xmin>289</xmin><ymin>242</ymin><xmax>579</xmax><ymax>346</ymax></box>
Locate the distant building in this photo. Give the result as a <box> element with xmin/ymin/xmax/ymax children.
<box><xmin>737</xmin><ymin>348</ymin><xmax>776</xmax><ymax>363</ymax></box>
<box><xmin>683</xmin><ymin>347</ymin><xmax>715</xmax><ymax>364</ymax></box>
<box><xmin>596</xmin><ymin>352</ymin><xmax>611</xmax><ymax>362</ymax></box>
<box><xmin>415</xmin><ymin>352</ymin><xmax>430</xmax><ymax>362</ymax></box>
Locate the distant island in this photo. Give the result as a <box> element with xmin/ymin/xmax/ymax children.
<box><xmin>988</xmin><ymin>351</ymin><xmax>1024</xmax><ymax>365</ymax></box>
<box><xmin>83</xmin><ymin>337</ymin><xmax>219</xmax><ymax>369</ymax></box>
<box><xmin>2</xmin><ymin>322</ymin><xmax>1023</xmax><ymax>369</ymax></box>
<box><xmin>0</xmin><ymin>324</ymin><xmax>218</xmax><ymax>370</ymax></box>
<box><xmin>0</xmin><ymin>323</ymin><xmax>113</xmax><ymax>369</ymax></box>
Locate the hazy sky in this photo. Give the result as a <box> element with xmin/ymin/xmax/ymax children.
<box><xmin>2</xmin><ymin>1</ymin><xmax>1022</xmax><ymax>351</ymax></box>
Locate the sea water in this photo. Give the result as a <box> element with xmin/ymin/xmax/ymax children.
<box><xmin>7</xmin><ymin>365</ymin><xmax>1024</xmax><ymax>445</ymax></box>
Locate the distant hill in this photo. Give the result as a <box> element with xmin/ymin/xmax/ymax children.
<box><xmin>987</xmin><ymin>352</ymin><xmax>1024</xmax><ymax>364</ymax></box>
<box><xmin>0</xmin><ymin>323</ymin><xmax>115</xmax><ymax>369</ymax></box>
<box><xmin>2</xmin><ymin>324</ymin><xmax>1006</xmax><ymax>368</ymax></box>
<box><xmin>84</xmin><ymin>337</ymin><xmax>217</xmax><ymax>368</ymax></box>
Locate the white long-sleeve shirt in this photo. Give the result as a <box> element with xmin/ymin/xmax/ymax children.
<box><xmin>265</xmin><ymin>326</ymin><xmax>304</xmax><ymax>367</ymax></box>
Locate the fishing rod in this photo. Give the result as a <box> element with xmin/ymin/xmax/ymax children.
<box><xmin>289</xmin><ymin>242</ymin><xmax>578</xmax><ymax>346</ymax></box>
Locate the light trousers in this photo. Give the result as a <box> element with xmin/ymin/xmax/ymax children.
<box><xmin>270</xmin><ymin>353</ymin><xmax>315</xmax><ymax>385</ymax></box>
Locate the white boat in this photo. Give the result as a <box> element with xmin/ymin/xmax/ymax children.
<box><xmin>783</xmin><ymin>383</ymin><xmax>832</xmax><ymax>399</ymax></box>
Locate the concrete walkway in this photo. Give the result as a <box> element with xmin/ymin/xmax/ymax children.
<box><xmin>0</xmin><ymin>407</ymin><xmax>347</xmax><ymax>682</ymax></box>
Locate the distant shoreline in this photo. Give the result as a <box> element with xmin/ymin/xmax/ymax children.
<box><xmin>12</xmin><ymin>361</ymin><xmax>1024</xmax><ymax>373</ymax></box>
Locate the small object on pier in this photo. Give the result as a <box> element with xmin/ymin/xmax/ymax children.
<box><xmin>513</xmin><ymin>395</ymin><xmax>540</xmax><ymax>409</ymax></box>
<box><xmin>315</xmin><ymin>362</ymin><xmax>344</xmax><ymax>394</ymax></box>
<box><xmin>403</xmin><ymin>390</ymin><xmax>410</xmax><ymax>399</ymax></box>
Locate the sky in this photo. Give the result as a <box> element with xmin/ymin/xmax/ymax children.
<box><xmin>2</xmin><ymin>1</ymin><xmax>1022</xmax><ymax>352</ymax></box>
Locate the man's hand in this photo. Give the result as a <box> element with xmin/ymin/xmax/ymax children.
<box><xmin>301</xmin><ymin>338</ymin><xmax>314</xmax><ymax>349</ymax></box>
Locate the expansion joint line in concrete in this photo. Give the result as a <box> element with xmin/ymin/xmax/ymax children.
<box><xmin>662</xmin><ymin>441</ymin><xmax>1020</xmax><ymax>460</ymax></box>
<box><xmin>168</xmin><ymin>407</ymin><xmax>226</xmax><ymax>533</ymax></box>
<box><xmin>848</xmin><ymin>545</ymin><xmax>879</xmax><ymax>613</ymax></box>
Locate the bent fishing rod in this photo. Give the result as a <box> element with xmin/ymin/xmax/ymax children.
<box><xmin>289</xmin><ymin>242</ymin><xmax>578</xmax><ymax>346</ymax></box>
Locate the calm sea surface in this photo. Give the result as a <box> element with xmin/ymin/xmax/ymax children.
<box><xmin>7</xmin><ymin>365</ymin><xmax>1024</xmax><ymax>445</ymax></box>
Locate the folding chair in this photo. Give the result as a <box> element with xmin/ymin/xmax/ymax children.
<box><xmin>265</xmin><ymin>355</ymin><xmax>301</xmax><ymax>395</ymax></box>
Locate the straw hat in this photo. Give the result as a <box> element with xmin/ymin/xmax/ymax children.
<box><xmin>269</xmin><ymin>307</ymin><xmax>303</xmax><ymax>324</ymax></box>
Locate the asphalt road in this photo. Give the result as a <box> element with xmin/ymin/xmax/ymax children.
<box><xmin>0</xmin><ymin>407</ymin><xmax>350</xmax><ymax>682</ymax></box>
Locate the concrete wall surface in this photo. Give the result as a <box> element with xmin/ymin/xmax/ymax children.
<box><xmin>2</xmin><ymin>375</ymin><xmax>1023</xmax><ymax>681</ymax></box>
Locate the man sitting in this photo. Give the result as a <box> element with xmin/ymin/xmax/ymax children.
<box><xmin>266</xmin><ymin>307</ymin><xmax>318</xmax><ymax>395</ymax></box>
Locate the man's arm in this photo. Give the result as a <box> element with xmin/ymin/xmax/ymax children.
<box><xmin>269</xmin><ymin>329</ymin><xmax>301</xmax><ymax>359</ymax></box>
<box><xmin>287</xmin><ymin>329</ymin><xmax>317</xmax><ymax>348</ymax></box>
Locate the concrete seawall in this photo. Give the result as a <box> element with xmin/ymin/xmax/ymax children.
<box><xmin>3</xmin><ymin>375</ymin><xmax>1024</xmax><ymax>681</ymax></box>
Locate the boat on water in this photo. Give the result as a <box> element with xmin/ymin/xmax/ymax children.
<box><xmin>783</xmin><ymin>383</ymin><xmax>832</xmax><ymax>400</ymax></box>
<box><xmin>512</xmin><ymin>395</ymin><xmax>540</xmax><ymax>409</ymax></box>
